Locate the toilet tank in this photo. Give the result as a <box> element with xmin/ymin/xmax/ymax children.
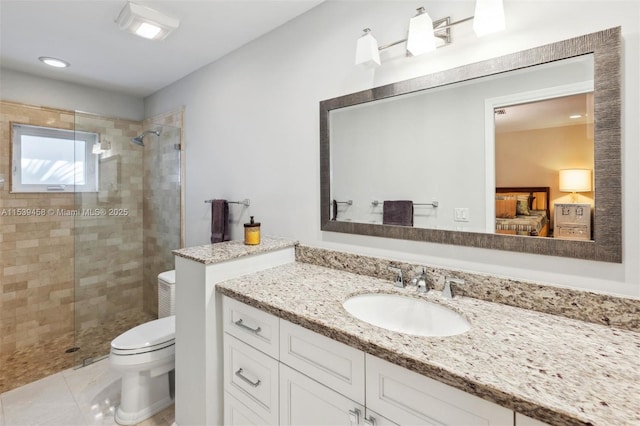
<box><xmin>158</xmin><ymin>270</ymin><xmax>176</xmax><ymax>318</ymax></box>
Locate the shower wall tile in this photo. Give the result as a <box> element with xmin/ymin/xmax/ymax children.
<box><xmin>142</xmin><ymin>110</ymin><xmax>183</xmax><ymax>317</ymax></box>
<box><xmin>0</xmin><ymin>102</ymin><xmax>76</xmax><ymax>384</ymax></box>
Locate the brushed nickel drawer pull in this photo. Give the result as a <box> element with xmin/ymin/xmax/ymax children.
<box><xmin>235</xmin><ymin>368</ymin><xmax>261</xmax><ymax>387</ymax></box>
<box><xmin>234</xmin><ymin>318</ymin><xmax>261</xmax><ymax>334</ymax></box>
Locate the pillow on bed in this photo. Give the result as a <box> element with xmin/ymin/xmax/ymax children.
<box><xmin>516</xmin><ymin>195</ymin><xmax>531</xmax><ymax>215</ymax></box>
<box><xmin>496</xmin><ymin>199</ymin><xmax>517</xmax><ymax>218</ymax></box>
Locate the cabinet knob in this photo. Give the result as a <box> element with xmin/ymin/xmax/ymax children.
<box><xmin>348</xmin><ymin>408</ymin><xmax>361</xmax><ymax>424</ymax></box>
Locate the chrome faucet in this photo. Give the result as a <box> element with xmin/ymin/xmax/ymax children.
<box><xmin>443</xmin><ymin>277</ymin><xmax>465</xmax><ymax>299</ymax></box>
<box><xmin>388</xmin><ymin>266</ymin><xmax>404</xmax><ymax>288</ymax></box>
<box><xmin>411</xmin><ymin>268</ymin><xmax>429</xmax><ymax>293</ymax></box>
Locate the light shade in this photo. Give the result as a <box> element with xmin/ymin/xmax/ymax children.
<box><xmin>355</xmin><ymin>29</ymin><xmax>381</xmax><ymax>68</ymax></box>
<box><xmin>559</xmin><ymin>169</ymin><xmax>592</xmax><ymax>193</ymax></box>
<box><xmin>116</xmin><ymin>2</ymin><xmax>179</xmax><ymax>41</ymax></box>
<box><xmin>406</xmin><ymin>8</ymin><xmax>437</xmax><ymax>56</ymax></box>
<box><xmin>473</xmin><ymin>0</ymin><xmax>506</xmax><ymax>37</ymax></box>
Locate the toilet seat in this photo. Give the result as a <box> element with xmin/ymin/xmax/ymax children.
<box><xmin>111</xmin><ymin>316</ymin><xmax>175</xmax><ymax>356</ymax></box>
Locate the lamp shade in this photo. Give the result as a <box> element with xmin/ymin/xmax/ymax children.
<box><xmin>473</xmin><ymin>0</ymin><xmax>506</xmax><ymax>37</ymax></box>
<box><xmin>559</xmin><ymin>169</ymin><xmax>592</xmax><ymax>193</ymax></box>
<box><xmin>355</xmin><ymin>29</ymin><xmax>381</xmax><ymax>68</ymax></box>
<box><xmin>406</xmin><ymin>9</ymin><xmax>437</xmax><ymax>56</ymax></box>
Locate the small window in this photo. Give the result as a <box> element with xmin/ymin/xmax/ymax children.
<box><xmin>11</xmin><ymin>124</ymin><xmax>98</xmax><ymax>193</ymax></box>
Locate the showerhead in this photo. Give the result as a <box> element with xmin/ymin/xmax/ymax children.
<box><xmin>130</xmin><ymin>130</ymin><xmax>160</xmax><ymax>147</ymax></box>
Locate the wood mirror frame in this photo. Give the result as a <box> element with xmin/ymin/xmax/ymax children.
<box><xmin>320</xmin><ymin>27</ymin><xmax>621</xmax><ymax>263</ymax></box>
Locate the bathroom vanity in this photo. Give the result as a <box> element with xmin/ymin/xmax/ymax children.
<box><xmin>172</xmin><ymin>238</ymin><xmax>639</xmax><ymax>425</ymax></box>
<box><xmin>216</xmin><ymin>260</ymin><xmax>640</xmax><ymax>426</ymax></box>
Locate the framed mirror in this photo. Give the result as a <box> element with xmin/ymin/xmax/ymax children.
<box><xmin>320</xmin><ymin>27</ymin><xmax>621</xmax><ymax>262</ymax></box>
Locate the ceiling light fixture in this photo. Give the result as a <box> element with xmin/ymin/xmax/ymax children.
<box><xmin>38</xmin><ymin>57</ymin><xmax>70</xmax><ymax>68</ymax></box>
<box><xmin>116</xmin><ymin>2</ymin><xmax>179</xmax><ymax>41</ymax></box>
<box><xmin>355</xmin><ymin>0</ymin><xmax>506</xmax><ymax>67</ymax></box>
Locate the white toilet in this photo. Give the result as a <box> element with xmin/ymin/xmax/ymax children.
<box><xmin>110</xmin><ymin>270</ymin><xmax>176</xmax><ymax>425</ymax></box>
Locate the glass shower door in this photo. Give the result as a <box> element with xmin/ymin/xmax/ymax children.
<box><xmin>73</xmin><ymin>111</ymin><xmax>181</xmax><ymax>367</ymax></box>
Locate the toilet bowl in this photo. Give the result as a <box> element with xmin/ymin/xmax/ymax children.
<box><xmin>110</xmin><ymin>315</ymin><xmax>175</xmax><ymax>425</ymax></box>
<box><xmin>110</xmin><ymin>270</ymin><xmax>177</xmax><ymax>425</ymax></box>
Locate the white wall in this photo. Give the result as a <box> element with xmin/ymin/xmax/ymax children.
<box><xmin>145</xmin><ymin>1</ymin><xmax>640</xmax><ymax>298</ymax></box>
<box><xmin>0</xmin><ymin>68</ymin><xmax>144</xmax><ymax>120</ymax></box>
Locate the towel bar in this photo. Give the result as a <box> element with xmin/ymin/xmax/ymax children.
<box><xmin>332</xmin><ymin>199</ymin><xmax>353</xmax><ymax>221</ymax></box>
<box><xmin>204</xmin><ymin>198</ymin><xmax>250</xmax><ymax>207</ymax></box>
<box><xmin>372</xmin><ymin>200</ymin><xmax>438</xmax><ymax>208</ymax></box>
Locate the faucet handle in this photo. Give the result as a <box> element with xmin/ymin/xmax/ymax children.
<box><xmin>413</xmin><ymin>267</ymin><xmax>428</xmax><ymax>293</ymax></box>
<box><xmin>388</xmin><ymin>266</ymin><xmax>404</xmax><ymax>288</ymax></box>
<box><xmin>443</xmin><ymin>277</ymin><xmax>465</xmax><ymax>299</ymax></box>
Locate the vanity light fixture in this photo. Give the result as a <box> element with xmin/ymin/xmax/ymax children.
<box><xmin>38</xmin><ymin>57</ymin><xmax>70</xmax><ymax>68</ymax></box>
<box><xmin>116</xmin><ymin>2</ymin><xmax>179</xmax><ymax>41</ymax></box>
<box><xmin>559</xmin><ymin>169</ymin><xmax>592</xmax><ymax>202</ymax></box>
<box><xmin>406</xmin><ymin>7</ymin><xmax>437</xmax><ymax>56</ymax></box>
<box><xmin>355</xmin><ymin>29</ymin><xmax>381</xmax><ymax>68</ymax></box>
<box><xmin>473</xmin><ymin>0</ymin><xmax>507</xmax><ymax>37</ymax></box>
<box><xmin>355</xmin><ymin>0</ymin><xmax>506</xmax><ymax>67</ymax></box>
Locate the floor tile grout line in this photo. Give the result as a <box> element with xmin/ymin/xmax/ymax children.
<box><xmin>61</xmin><ymin>366</ymin><xmax>90</xmax><ymax>426</ymax></box>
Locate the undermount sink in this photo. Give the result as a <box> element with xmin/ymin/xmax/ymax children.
<box><xmin>343</xmin><ymin>293</ymin><xmax>470</xmax><ymax>337</ymax></box>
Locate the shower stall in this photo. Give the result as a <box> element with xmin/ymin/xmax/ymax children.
<box><xmin>72</xmin><ymin>112</ymin><xmax>182</xmax><ymax>367</ymax></box>
<box><xmin>0</xmin><ymin>101</ymin><xmax>183</xmax><ymax>392</ymax></box>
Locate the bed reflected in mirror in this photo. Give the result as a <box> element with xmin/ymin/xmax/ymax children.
<box><xmin>493</xmin><ymin>93</ymin><xmax>594</xmax><ymax>240</ymax></box>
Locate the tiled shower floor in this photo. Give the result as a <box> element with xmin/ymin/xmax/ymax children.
<box><xmin>0</xmin><ymin>358</ymin><xmax>174</xmax><ymax>426</ymax></box>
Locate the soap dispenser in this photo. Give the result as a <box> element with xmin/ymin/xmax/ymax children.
<box><xmin>244</xmin><ymin>216</ymin><xmax>261</xmax><ymax>245</ymax></box>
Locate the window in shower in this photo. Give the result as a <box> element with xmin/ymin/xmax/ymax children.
<box><xmin>11</xmin><ymin>123</ymin><xmax>98</xmax><ymax>192</ymax></box>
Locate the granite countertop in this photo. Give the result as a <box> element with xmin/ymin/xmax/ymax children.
<box><xmin>172</xmin><ymin>236</ymin><xmax>296</xmax><ymax>264</ymax></box>
<box><xmin>216</xmin><ymin>262</ymin><xmax>640</xmax><ymax>426</ymax></box>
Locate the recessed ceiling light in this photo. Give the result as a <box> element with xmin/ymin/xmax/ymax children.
<box><xmin>38</xmin><ymin>57</ymin><xmax>70</xmax><ymax>68</ymax></box>
<box><xmin>569</xmin><ymin>114</ymin><xmax>583</xmax><ymax>119</ymax></box>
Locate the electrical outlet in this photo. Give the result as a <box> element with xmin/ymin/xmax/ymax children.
<box><xmin>454</xmin><ymin>208</ymin><xmax>469</xmax><ymax>222</ymax></box>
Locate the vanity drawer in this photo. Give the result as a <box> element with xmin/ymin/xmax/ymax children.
<box><xmin>223</xmin><ymin>334</ymin><xmax>279</xmax><ymax>425</ymax></box>
<box><xmin>280</xmin><ymin>319</ymin><xmax>365</xmax><ymax>404</ymax></box>
<box><xmin>223</xmin><ymin>295</ymin><xmax>279</xmax><ymax>358</ymax></box>
<box><xmin>366</xmin><ymin>354</ymin><xmax>513</xmax><ymax>425</ymax></box>
<box><xmin>224</xmin><ymin>391</ymin><xmax>270</xmax><ymax>426</ymax></box>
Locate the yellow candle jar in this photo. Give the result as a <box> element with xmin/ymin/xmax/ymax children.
<box><xmin>244</xmin><ymin>216</ymin><xmax>261</xmax><ymax>245</ymax></box>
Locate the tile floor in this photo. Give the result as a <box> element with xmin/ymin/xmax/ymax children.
<box><xmin>0</xmin><ymin>358</ymin><xmax>174</xmax><ymax>426</ymax></box>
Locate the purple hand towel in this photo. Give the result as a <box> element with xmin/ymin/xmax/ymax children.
<box><xmin>211</xmin><ymin>199</ymin><xmax>230</xmax><ymax>243</ymax></box>
<box><xmin>383</xmin><ymin>200</ymin><xmax>414</xmax><ymax>227</ymax></box>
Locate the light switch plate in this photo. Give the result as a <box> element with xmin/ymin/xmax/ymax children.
<box><xmin>454</xmin><ymin>208</ymin><xmax>469</xmax><ymax>222</ymax></box>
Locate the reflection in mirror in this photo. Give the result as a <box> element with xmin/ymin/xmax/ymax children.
<box><xmin>494</xmin><ymin>93</ymin><xmax>594</xmax><ymax>240</ymax></box>
<box><xmin>330</xmin><ymin>54</ymin><xmax>594</xmax><ymax>235</ymax></box>
<box><xmin>321</xmin><ymin>27</ymin><xmax>621</xmax><ymax>262</ymax></box>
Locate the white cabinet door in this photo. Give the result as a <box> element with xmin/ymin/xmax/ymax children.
<box><xmin>515</xmin><ymin>413</ymin><xmax>551</xmax><ymax>426</ymax></box>
<box><xmin>280</xmin><ymin>363</ymin><xmax>365</xmax><ymax>426</ymax></box>
<box><xmin>223</xmin><ymin>295</ymin><xmax>280</xmax><ymax>359</ymax></box>
<box><xmin>224</xmin><ymin>391</ymin><xmax>270</xmax><ymax>426</ymax></box>
<box><xmin>280</xmin><ymin>319</ymin><xmax>365</xmax><ymax>404</ymax></box>
<box><xmin>366</xmin><ymin>355</ymin><xmax>514</xmax><ymax>426</ymax></box>
<box><xmin>224</xmin><ymin>334</ymin><xmax>279</xmax><ymax>425</ymax></box>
